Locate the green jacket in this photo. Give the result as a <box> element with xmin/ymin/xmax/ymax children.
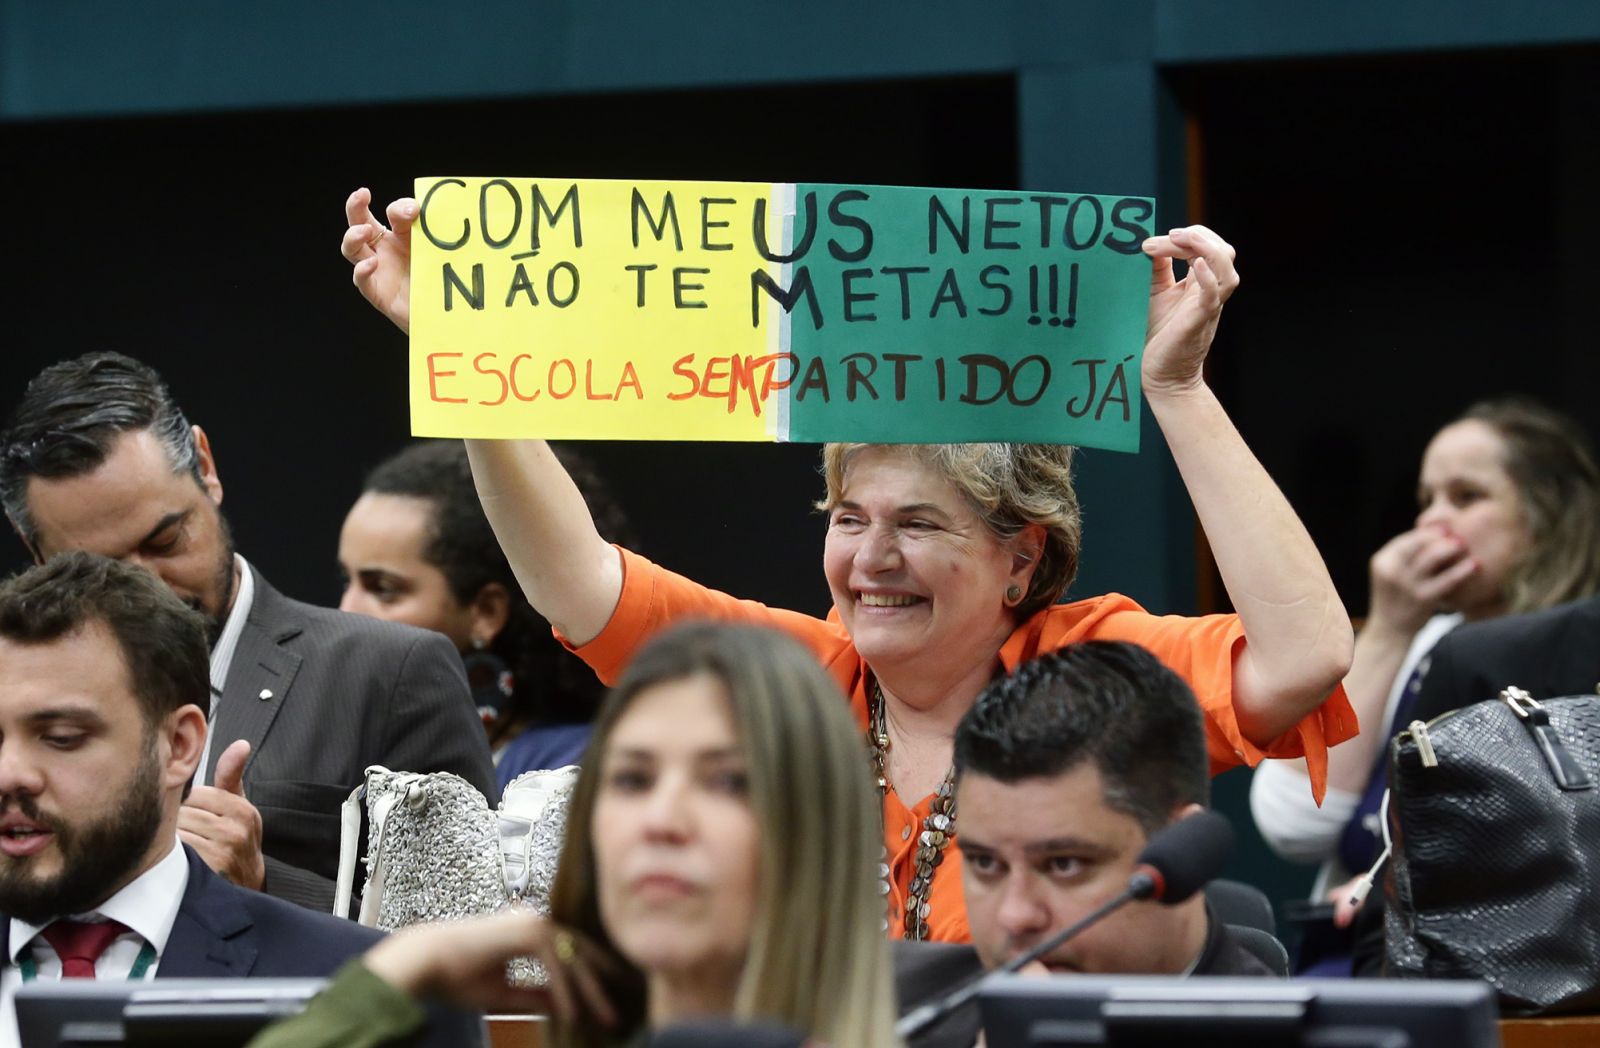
<box><xmin>246</xmin><ymin>961</ymin><xmax>427</xmax><ymax>1048</ymax></box>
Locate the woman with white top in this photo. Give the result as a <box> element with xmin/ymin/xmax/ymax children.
<box><xmin>1251</xmin><ymin>398</ymin><xmax>1600</xmax><ymax>973</ymax></box>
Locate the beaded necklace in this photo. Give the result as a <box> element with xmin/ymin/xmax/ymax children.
<box><xmin>868</xmin><ymin>681</ymin><xmax>957</xmax><ymax>942</ymax></box>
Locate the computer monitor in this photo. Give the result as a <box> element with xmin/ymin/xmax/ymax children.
<box><xmin>16</xmin><ymin>978</ymin><xmax>326</xmax><ymax>1047</ymax></box>
<box><xmin>978</xmin><ymin>975</ymin><xmax>1500</xmax><ymax>1048</ymax></box>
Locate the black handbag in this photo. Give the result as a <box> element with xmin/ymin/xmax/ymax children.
<box><xmin>1384</xmin><ymin>686</ymin><xmax>1600</xmax><ymax>1015</ymax></box>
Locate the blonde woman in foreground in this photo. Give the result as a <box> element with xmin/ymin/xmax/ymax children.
<box><xmin>248</xmin><ymin>622</ymin><xmax>899</xmax><ymax>1048</ymax></box>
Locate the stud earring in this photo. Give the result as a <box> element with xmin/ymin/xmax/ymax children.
<box><xmin>1005</xmin><ymin>584</ymin><xmax>1023</xmax><ymax>605</ymax></box>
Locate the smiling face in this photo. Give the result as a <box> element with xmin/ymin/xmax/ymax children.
<box><xmin>591</xmin><ymin>673</ymin><xmax>761</xmax><ymax>985</ymax></box>
<box><xmin>337</xmin><ymin>492</ymin><xmax>478</xmax><ymax>651</ymax></box>
<box><xmin>958</xmin><ymin>763</ymin><xmax>1206</xmax><ymax>976</ymax></box>
<box><xmin>23</xmin><ymin>429</ymin><xmax>236</xmax><ymax>639</ymax></box>
<box><xmin>821</xmin><ymin>448</ymin><xmax>1036</xmax><ymax>687</ymax></box>
<box><xmin>1416</xmin><ymin>419</ymin><xmax>1531</xmax><ymax>617</ymax></box>
<box><xmin>0</xmin><ymin>623</ymin><xmax>195</xmax><ymax>924</ymax></box>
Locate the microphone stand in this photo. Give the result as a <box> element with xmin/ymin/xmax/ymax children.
<box><xmin>895</xmin><ymin>872</ymin><xmax>1158</xmax><ymax>1040</ymax></box>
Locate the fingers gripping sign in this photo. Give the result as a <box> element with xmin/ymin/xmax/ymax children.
<box><xmin>342</xmin><ymin>187</ymin><xmax>417</xmax><ymax>334</ymax></box>
<box><xmin>179</xmin><ymin>739</ymin><xmax>267</xmax><ymax>891</ymax></box>
<box><xmin>1140</xmin><ymin>225</ymin><xmax>1241</xmax><ymax>398</ymax></box>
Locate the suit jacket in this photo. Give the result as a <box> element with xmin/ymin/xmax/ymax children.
<box><xmin>211</xmin><ymin>568</ymin><xmax>496</xmax><ymax>913</ymax></box>
<box><xmin>1410</xmin><ymin>593</ymin><xmax>1600</xmax><ymax>724</ymax></box>
<box><xmin>2</xmin><ymin>847</ymin><xmax>481</xmax><ymax>1047</ymax></box>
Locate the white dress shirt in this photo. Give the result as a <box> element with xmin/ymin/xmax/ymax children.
<box><xmin>1</xmin><ymin>837</ymin><xmax>189</xmax><ymax>1047</ymax></box>
<box><xmin>198</xmin><ymin>555</ymin><xmax>257</xmax><ymax>785</ymax></box>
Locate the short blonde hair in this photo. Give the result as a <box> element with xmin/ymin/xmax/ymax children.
<box><xmin>548</xmin><ymin>622</ymin><xmax>898</xmax><ymax>1048</ymax></box>
<box><xmin>820</xmin><ymin>443</ymin><xmax>1081</xmax><ymax>620</ymax></box>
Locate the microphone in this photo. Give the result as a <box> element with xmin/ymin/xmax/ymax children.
<box><xmin>1125</xmin><ymin>809</ymin><xmax>1235</xmax><ymax>905</ymax></box>
<box><xmin>895</xmin><ymin>810</ymin><xmax>1234</xmax><ymax>1040</ymax></box>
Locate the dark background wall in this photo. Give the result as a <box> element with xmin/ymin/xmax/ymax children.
<box><xmin>1183</xmin><ymin>47</ymin><xmax>1600</xmax><ymax>613</ymax></box>
<box><xmin>4</xmin><ymin>3</ymin><xmax>1600</xmax><ymax>911</ymax></box>
<box><xmin>0</xmin><ymin>78</ymin><xmax>1018</xmax><ymax>615</ymax></box>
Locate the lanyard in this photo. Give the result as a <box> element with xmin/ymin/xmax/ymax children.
<box><xmin>18</xmin><ymin>939</ymin><xmax>158</xmax><ymax>982</ymax></box>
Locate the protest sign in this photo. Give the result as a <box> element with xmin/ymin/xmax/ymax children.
<box><xmin>409</xmin><ymin>178</ymin><xmax>1153</xmax><ymax>450</ymax></box>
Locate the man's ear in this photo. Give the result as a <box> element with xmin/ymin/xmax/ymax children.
<box><xmin>191</xmin><ymin>425</ymin><xmax>224</xmax><ymax>506</ymax></box>
<box><xmin>469</xmin><ymin>582</ymin><xmax>512</xmax><ymax>648</ymax></box>
<box><xmin>162</xmin><ymin>703</ymin><xmax>209</xmax><ymax>793</ymax></box>
<box><xmin>1167</xmin><ymin>801</ymin><xmax>1205</xmax><ymax>827</ymax></box>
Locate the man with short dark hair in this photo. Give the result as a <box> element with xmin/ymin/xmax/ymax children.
<box><xmin>0</xmin><ymin>553</ymin><xmax>479</xmax><ymax>1045</ymax></box>
<box><xmin>896</xmin><ymin>642</ymin><xmax>1275</xmax><ymax>1048</ymax></box>
<box><xmin>0</xmin><ymin>352</ymin><xmax>495</xmax><ymax>912</ymax></box>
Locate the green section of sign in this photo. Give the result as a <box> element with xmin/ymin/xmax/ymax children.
<box><xmin>774</xmin><ymin>184</ymin><xmax>1151</xmax><ymax>450</ymax></box>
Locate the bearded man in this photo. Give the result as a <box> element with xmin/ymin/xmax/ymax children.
<box><xmin>0</xmin><ymin>553</ymin><xmax>480</xmax><ymax>1045</ymax></box>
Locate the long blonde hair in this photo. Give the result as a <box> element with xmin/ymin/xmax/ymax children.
<box><xmin>548</xmin><ymin>622</ymin><xmax>898</xmax><ymax>1048</ymax></box>
<box><xmin>1459</xmin><ymin>398</ymin><xmax>1600</xmax><ymax>613</ymax></box>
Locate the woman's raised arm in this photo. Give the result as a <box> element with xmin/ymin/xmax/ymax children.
<box><xmin>466</xmin><ymin>440</ymin><xmax>623</xmax><ymax>644</ymax></box>
<box><xmin>1140</xmin><ymin>226</ymin><xmax>1355</xmax><ymax>746</ymax></box>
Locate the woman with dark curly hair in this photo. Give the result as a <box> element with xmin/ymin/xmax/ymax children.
<box><xmin>338</xmin><ymin>440</ymin><xmax>636</xmax><ymax>790</ymax></box>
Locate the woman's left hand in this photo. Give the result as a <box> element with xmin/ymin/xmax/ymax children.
<box><xmin>363</xmin><ymin>909</ymin><xmax>620</xmax><ymax>1024</ymax></box>
<box><xmin>1140</xmin><ymin>226</ymin><xmax>1240</xmax><ymax>397</ymax></box>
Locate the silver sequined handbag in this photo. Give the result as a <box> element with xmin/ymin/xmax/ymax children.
<box><xmin>333</xmin><ymin>764</ymin><xmax>576</xmax><ymax>981</ymax></box>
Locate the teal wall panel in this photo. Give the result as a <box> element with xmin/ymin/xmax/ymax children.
<box><xmin>8</xmin><ymin>2</ymin><xmax>1599</xmax><ymax>120</ymax></box>
<box><xmin>1156</xmin><ymin>0</ymin><xmax>1600</xmax><ymax>62</ymax></box>
<box><xmin>1017</xmin><ymin>61</ymin><xmax>1192</xmax><ymax>614</ymax></box>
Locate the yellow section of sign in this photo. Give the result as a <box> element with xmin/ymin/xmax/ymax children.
<box><xmin>409</xmin><ymin>177</ymin><xmax>783</xmax><ymax>440</ymax></box>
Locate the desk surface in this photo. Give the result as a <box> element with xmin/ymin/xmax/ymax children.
<box><xmin>488</xmin><ymin>1014</ymin><xmax>548</xmax><ymax>1048</ymax></box>
<box><xmin>486</xmin><ymin>1009</ymin><xmax>1600</xmax><ymax>1047</ymax></box>
<box><xmin>1499</xmin><ymin>1015</ymin><xmax>1600</xmax><ymax>1048</ymax></box>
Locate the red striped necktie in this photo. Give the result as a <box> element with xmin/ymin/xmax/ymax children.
<box><xmin>40</xmin><ymin>919</ymin><xmax>130</xmax><ymax>979</ymax></box>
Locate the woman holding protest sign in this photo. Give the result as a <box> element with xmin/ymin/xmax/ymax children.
<box><xmin>341</xmin><ymin>186</ymin><xmax>1355</xmax><ymax>944</ymax></box>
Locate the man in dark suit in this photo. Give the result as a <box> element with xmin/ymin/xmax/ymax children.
<box><xmin>0</xmin><ymin>352</ymin><xmax>496</xmax><ymax>913</ymax></box>
<box><xmin>0</xmin><ymin>553</ymin><xmax>478</xmax><ymax>1044</ymax></box>
<box><xmin>896</xmin><ymin>643</ymin><xmax>1276</xmax><ymax>1048</ymax></box>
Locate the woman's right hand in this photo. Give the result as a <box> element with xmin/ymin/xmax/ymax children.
<box><xmin>362</xmin><ymin>908</ymin><xmax>620</xmax><ymax>1026</ymax></box>
<box><xmin>342</xmin><ymin>187</ymin><xmax>415</xmax><ymax>334</ymax></box>
<box><xmin>1366</xmin><ymin>526</ymin><xmax>1476</xmax><ymax>637</ymax></box>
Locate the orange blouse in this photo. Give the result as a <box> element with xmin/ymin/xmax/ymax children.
<box><xmin>563</xmin><ymin>548</ymin><xmax>1356</xmax><ymax>944</ymax></box>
